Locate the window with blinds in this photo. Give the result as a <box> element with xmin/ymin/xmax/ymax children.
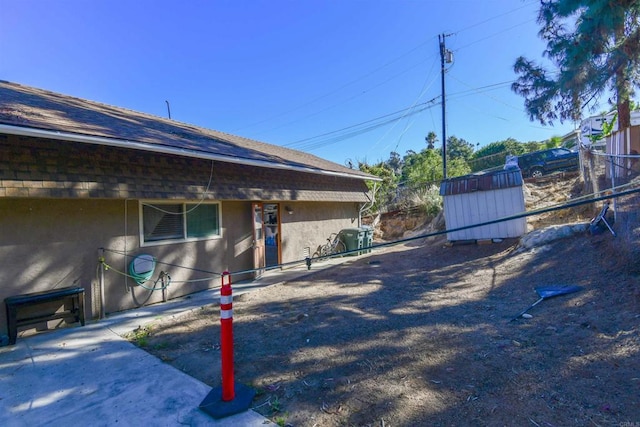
<box><xmin>141</xmin><ymin>202</ymin><xmax>221</xmax><ymax>245</ymax></box>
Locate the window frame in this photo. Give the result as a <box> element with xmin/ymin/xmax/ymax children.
<box><xmin>139</xmin><ymin>200</ymin><xmax>222</xmax><ymax>247</ymax></box>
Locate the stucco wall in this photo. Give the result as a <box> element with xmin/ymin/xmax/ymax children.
<box><xmin>0</xmin><ymin>198</ymin><xmax>118</xmax><ymax>317</ymax></box>
<box><xmin>0</xmin><ymin>198</ymin><xmax>360</xmax><ymax>340</ymax></box>
<box><xmin>0</xmin><ymin>198</ymin><xmax>250</xmax><ymax>337</ymax></box>
<box><xmin>280</xmin><ymin>201</ymin><xmax>360</xmax><ymax>262</ymax></box>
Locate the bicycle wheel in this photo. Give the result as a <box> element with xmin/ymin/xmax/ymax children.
<box><xmin>333</xmin><ymin>240</ymin><xmax>346</xmax><ymax>255</ymax></box>
<box><xmin>319</xmin><ymin>244</ymin><xmax>330</xmax><ymax>258</ymax></box>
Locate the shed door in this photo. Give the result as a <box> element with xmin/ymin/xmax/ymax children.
<box><xmin>252</xmin><ymin>203</ymin><xmax>266</xmax><ymax>279</ymax></box>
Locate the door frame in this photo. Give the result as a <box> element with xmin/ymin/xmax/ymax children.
<box><xmin>252</xmin><ymin>202</ymin><xmax>266</xmax><ymax>279</ymax></box>
<box><xmin>252</xmin><ymin>202</ymin><xmax>282</xmax><ymax>278</ymax></box>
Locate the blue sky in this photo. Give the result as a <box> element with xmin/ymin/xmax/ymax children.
<box><xmin>1</xmin><ymin>0</ymin><xmax>580</xmax><ymax>167</ymax></box>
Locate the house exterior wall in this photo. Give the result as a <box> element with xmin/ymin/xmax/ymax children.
<box><xmin>279</xmin><ymin>201</ymin><xmax>360</xmax><ymax>260</ymax></box>
<box><xmin>0</xmin><ymin>134</ymin><xmax>370</xmax><ymax>203</ymax></box>
<box><xmin>0</xmin><ymin>135</ymin><xmax>368</xmax><ymax>339</ymax></box>
<box><xmin>0</xmin><ymin>197</ymin><xmax>360</xmax><ymax>338</ymax></box>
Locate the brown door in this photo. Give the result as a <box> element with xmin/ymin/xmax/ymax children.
<box><xmin>252</xmin><ymin>202</ymin><xmax>265</xmax><ymax>278</ymax></box>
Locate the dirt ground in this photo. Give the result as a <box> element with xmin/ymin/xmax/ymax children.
<box><xmin>128</xmin><ymin>227</ymin><xmax>639</xmax><ymax>426</ymax></box>
<box><xmin>125</xmin><ymin>175</ymin><xmax>639</xmax><ymax>426</ymax></box>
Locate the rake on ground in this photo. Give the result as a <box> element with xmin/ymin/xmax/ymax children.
<box><xmin>510</xmin><ymin>285</ymin><xmax>583</xmax><ymax>322</ymax></box>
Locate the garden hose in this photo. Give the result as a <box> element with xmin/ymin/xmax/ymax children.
<box><xmin>129</xmin><ymin>254</ymin><xmax>156</xmax><ymax>285</ymax></box>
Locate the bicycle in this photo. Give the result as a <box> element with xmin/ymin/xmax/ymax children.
<box><xmin>318</xmin><ymin>233</ymin><xmax>346</xmax><ymax>258</ymax></box>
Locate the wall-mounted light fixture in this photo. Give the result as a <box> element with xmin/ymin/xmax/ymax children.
<box><xmin>285</xmin><ymin>206</ymin><xmax>294</xmax><ymax>215</ymax></box>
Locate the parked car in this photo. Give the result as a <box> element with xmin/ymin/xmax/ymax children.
<box><xmin>516</xmin><ymin>147</ymin><xmax>579</xmax><ymax>178</ymax></box>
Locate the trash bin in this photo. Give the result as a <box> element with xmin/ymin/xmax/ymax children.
<box><xmin>339</xmin><ymin>228</ymin><xmax>364</xmax><ymax>256</ymax></box>
<box><xmin>360</xmin><ymin>225</ymin><xmax>373</xmax><ymax>253</ymax></box>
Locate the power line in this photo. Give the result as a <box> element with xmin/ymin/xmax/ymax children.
<box><xmin>284</xmin><ymin>98</ymin><xmax>440</xmax><ymax>151</ymax></box>
<box><xmin>447</xmin><ymin>80</ymin><xmax>515</xmax><ymax>98</ymax></box>
<box><xmin>451</xmin><ymin>0</ymin><xmax>538</xmax><ymax>36</ymax></box>
<box><xmin>234</xmin><ymin>4</ymin><xmax>540</xmax><ymax>140</ymax></box>
<box><xmin>453</xmin><ymin>18</ymin><xmax>538</xmax><ymax>52</ymax></box>
<box><xmin>282</xmin><ymin>77</ymin><xmax>538</xmax><ymax>153</ymax></box>
<box><xmin>238</xmin><ymin>3</ymin><xmax>549</xmax><ymax>156</ymax></box>
<box><xmin>448</xmin><ymin>75</ymin><xmax>523</xmax><ymax>111</ymax></box>
<box><xmin>373</xmin><ymin>57</ymin><xmax>441</xmax><ymax>158</ymax></box>
<box><xmin>230</xmin><ymin>44</ymin><xmax>437</xmax><ymax>136</ymax></box>
<box><xmin>252</xmin><ymin>57</ymin><xmax>433</xmax><ymax>138</ymax></box>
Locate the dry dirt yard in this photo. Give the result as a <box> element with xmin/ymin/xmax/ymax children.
<box><xmin>129</xmin><ymin>229</ymin><xmax>639</xmax><ymax>426</ymax></box>
<box><xmin>126</xmin><ymin>175</ymin><xmax>639</xmax><ymax>426</ymax></box>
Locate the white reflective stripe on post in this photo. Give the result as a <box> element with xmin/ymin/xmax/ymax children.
<box><xmin>220</xmin><ymin>295</ymin><xmax>233</xmax><ymax>304</ymax></box>
<box><xmin>221</xmin><ymin>309</ymin><xmax>233</xmax><ymax>319</ymax></box>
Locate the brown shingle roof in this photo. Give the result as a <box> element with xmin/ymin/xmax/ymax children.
<box><xmin>0</xmin><ymin>81</ymin><xmax>375</xmax><ymax>181</ymax></box>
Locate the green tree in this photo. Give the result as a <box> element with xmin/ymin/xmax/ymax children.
<box><xmin>447</xmin><ymin>157</ymin><xmax>472</xmax><ymax>178</ymax></box>
<box><xmin>386</xmin><ymin>151</ymin><xmax>403</xmax><ymax>174</ymax></box>
<box><xmin>512</xmin><ymin>0</ymin><xmax>640</xmax><ymax>129</ymax></box>
<box><xmin>402</xmin><ymin>148</ymin><xmax>471</xmax><ymax>186</ymax></box>
<box><xmin>358</xmin><ymin>161</ymin><xmax>398</xmax><ymax>211</ymax></box>
<box><xmin>403</xmin><ymin>149</ymin><xmax>443</xmax><ymax>186</ymax></box>
<box><xmin>544</xmin><ymin>135</ymin><xmax>563</xmax><ymax>149</ymax></box>
<box><xmin>523</xmin><ymin>140</ymin><xmax>545</xmax><ymax>153</ymax></box>
<box><xmin>444</xmin><ymin>136</ymin><xmax>475</xmax><ymax>162</ymax></box>
<box><xmin>470</xmin><ymin>138</ymin><xmax>525</xmax><ymax>172</ymax></box>
<box><xmin>425</xmin><ymin>131</ymin><xmax>438</xmax><ymax>150</ymax></box>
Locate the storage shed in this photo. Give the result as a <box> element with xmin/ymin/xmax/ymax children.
<box><xmin>439</xmin><ymin>169</ymin><xmax>526</xmax><ymax>241</ymax></box>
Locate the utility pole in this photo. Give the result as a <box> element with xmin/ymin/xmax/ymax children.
<box><xmin>439</xmin><ymin>33</ymin><xmax>453</xmax><ymax>179</ymax></box>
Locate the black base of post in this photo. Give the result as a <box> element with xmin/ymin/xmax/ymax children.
<box><xmin>199</xmin><ymin>382</ymin><xmax>256</xmax><ymax>419</ymax></box>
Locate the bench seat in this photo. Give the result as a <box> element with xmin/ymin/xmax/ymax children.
<box><xmin>5</xmin><ymin>286</ymin><xmax>85</xmax><ymax>345</ymax></box>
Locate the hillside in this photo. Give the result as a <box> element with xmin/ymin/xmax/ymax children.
<box><xmin>375</xmin><ymin>172</ymin><xmax>592</xmax><ymax>241</ymax></box>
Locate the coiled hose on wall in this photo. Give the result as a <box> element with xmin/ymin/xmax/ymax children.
<box><xmin>129</xmin><ymin>254</ymin><xmax>156</xmax><ymax>285</ymax></box>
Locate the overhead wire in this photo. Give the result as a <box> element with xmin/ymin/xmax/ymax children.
<box><xmin>252</xmin><ymin>54</ymin><xmax>435</xmax><ymax>139</ymax></box>
<box><xmin>370</xmin><ymin>56</ymin><xmax>441</xmax><ymax>158</ymax></box>
<box><xmin>233</xmin><ymin>1</ymin><xmax>550</xmax><ymax>157</ymax></box>
<box><xmin>282</xmin><ymin>4</ymin><xmax>549</xmax><ymax>153</ymax></box>
<box><xmin>284</xmin><ymin>97</ymin><xmax>440</xmax><ymax>151</ymax></box>
<box><xmin>450</xmin><ymin>0</ymin><xmax>538</xmax><ymax>36</ymax></box>
<box><xmin>279</xmin><ymin>71</ymin><xmax>565</xmax><ymax>152</ymax></box>
<box><xmin>452</xmin><ymin>18</ymin><xmax>538</xmax><ymax>52</ymax></box>
<box><xmin>281</xmin><ymin>78</ymin><xmax>522</xmax><ymax>152</ymax></box>
<box><xmin>230</xmin><ymin>41</ymin><xmax>437</xmax><ymax>135</ymax></box>
<box><xmin>447</xmin><ymin>76</ymin><xmax>523</xmax><ymax>111</ymax></box>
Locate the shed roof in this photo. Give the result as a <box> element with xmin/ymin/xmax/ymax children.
<box><xmin>439</xmin><ymin>169</ymin><xmax>523</xmax><ymax>196</ymax></box>
<box><xmin>0</xmin><ymin>81</ymin><xmax>377</xmax><ymax>181</ymax></box>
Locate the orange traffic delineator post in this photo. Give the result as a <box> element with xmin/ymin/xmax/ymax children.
<box><xmin>199</xmin><ymin>271</ymin><xmax>255</xmax><ymax>419</ymax></box>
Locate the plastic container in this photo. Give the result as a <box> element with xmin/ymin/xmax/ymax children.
<box><xmin>360</xmin><ymin>225</ymin><xmax>373</xmax><ymax>253</ymax></box>
<box><xmin>338</xmin><ymin>228</ymin><xmax>364</xmax><ymax>255</ymax></box>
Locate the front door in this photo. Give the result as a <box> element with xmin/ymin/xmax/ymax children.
<box><xmin>263</xmin><ymin>203</ymin><xmax>280</xmax><ymax>268</ymax></box>
<box><xmin>252</xmin><ymin>203</ymin><xmax>265</xmax><ymax>279</ymax></box>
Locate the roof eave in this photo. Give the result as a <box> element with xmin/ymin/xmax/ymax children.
<box><xmin>0</xmin><ymin>124</ymin><xmax>381</xmax><ymax>182</ymax></box>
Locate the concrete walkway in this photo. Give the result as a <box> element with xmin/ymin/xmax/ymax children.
<box><xmin>0</xmin><ymin>256</ymin><xmax>353</xmax><ymax>426</ymax></box>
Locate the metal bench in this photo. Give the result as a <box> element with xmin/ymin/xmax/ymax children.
<box><xmin>4</xmin><ymin>286</ymin><xmax>85</xmax><ymax>345</ymax></box>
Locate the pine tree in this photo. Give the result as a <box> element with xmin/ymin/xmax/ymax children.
<box><xmin>425</xmin><ymin>131</ymin><xmax>438</xmax><ymax>150</ymax></box>
<box><xmin>512</xmin><ymin>0</ymin><xmax>640</xmax><ymax>129</ymax></box>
